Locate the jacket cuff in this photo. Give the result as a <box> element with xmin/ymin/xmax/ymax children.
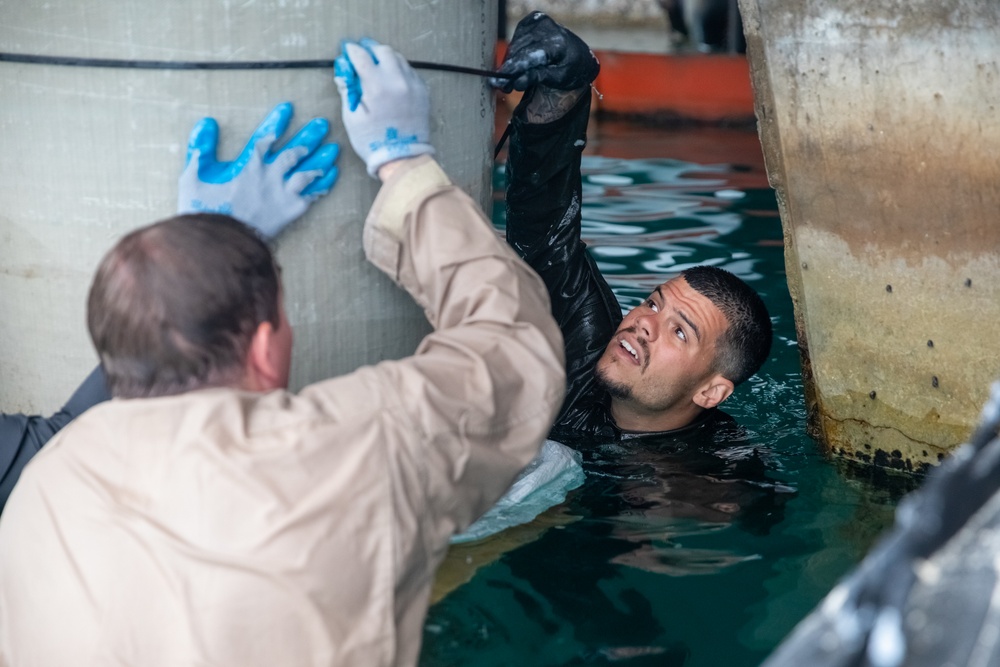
<box><xmin>363</xmin><ymin>155</ymin><xmax>452</xmax><ymax>278</ymax></box>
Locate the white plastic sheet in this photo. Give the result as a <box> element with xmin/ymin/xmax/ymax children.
<box><xmin>451</xmin><ymin>439</ymin><xmax>585</xmax><ymax>544</ymax></box>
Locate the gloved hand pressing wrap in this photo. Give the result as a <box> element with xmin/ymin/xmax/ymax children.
<box><xmin>177</xmin><ymin>102</ymin><xmax>339</xmax><ymax>240</ymax></box>
<box><xmin>333</xmin><ymin>39</ymin><xmax>434</xmax><ymax>178</ymax></box>
<box><xmin>492</xmin><ymin>12</ymin><xmax>600</xmax><ymax>93</ymax></box>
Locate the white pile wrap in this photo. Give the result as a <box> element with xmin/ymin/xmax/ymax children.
<box><xmin>451</xmin><ymin>440</ymin><xmax>585</xmax><ymax>544</ymax></box>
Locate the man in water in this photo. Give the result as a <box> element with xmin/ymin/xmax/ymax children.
<box><xmin>496</xmin><ymin>12</ymin><xmax>773</xmax><ymax>446</ymax></box>
<box><xmin>432</xmin><ymin>11</ymin><xmax>784</xmax><ymax>606</ymax></box>
<box><xmin>0</xmin><ymin>41</ymin><xmax>564</xmax><ymax>666</ymax></box>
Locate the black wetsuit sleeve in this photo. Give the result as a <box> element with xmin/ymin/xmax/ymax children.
<box><xmin>0</xmin><ymin>366</ymin><xmax>110</xmax><ymax>509</ymax></box>
<box><xmin>505</xmin><ymin>91</ymin><xmax>623</xmax><ymax>437</ymax></box>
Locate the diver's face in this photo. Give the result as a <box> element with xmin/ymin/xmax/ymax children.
<box><xmin>596</xmin><ymin>276</ymin><xmax>728</xmax><ymax>423</ymax></box>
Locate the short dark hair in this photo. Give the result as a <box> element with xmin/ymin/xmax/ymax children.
<box><xmin>681</xmin><ymin>265</ymin><xmax>772</xmax><ymax>386</ymax></box>
<box><xmin>87</xmin><ymin>213</ymin><xmax>281</xmax><ymax>399</ymax></box>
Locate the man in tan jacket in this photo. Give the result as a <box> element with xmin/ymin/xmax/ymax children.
<box><xmin>0</xmin><ymin>40</ymin><xmax>565</xmax><ymax>667</ymax></box>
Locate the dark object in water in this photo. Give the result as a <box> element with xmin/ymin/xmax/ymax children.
<box><xmin>656</xmin><ymin>0</ymin><xmax>746</xmax><ymax>54</ymax></box>
<box><xmin>762</xmin><ymin>381</ymin><xmax>1000</xmax><ymax>667</ymax></box>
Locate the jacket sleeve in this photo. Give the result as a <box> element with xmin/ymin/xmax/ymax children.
<box><xmin>361</xmin><ymin>155</ymin><xmax>566</xmax><ymax>538</ymax></box>
<box><xmin>505</xmin><ymin>91</ymin><xmax>623</xmax><ymax>428</ymax></box>
<box><xmin>0</xmin><ymin>366</ymin><xmax>109</xmax><ymax>509</ymax></box>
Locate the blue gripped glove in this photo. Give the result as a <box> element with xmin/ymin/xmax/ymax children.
<box><xmin>177</xmin><ymin>102</ymin><xmax>339</xmax><ymax>240</ymax></box>
<box><xmin>333</xmin><ymin>39</ymin><xmax>434</xmax><ymax>178</ymax></box>
<box><xmin>492</xmin><ymin>12</ymin><xmax>600</xmax><ymax>93</ymax></box>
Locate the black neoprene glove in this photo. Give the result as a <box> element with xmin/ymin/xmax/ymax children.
<box><xmin>493</xmin><ymin>12</ymin><xmax>600</xmax><ymax>93</ymax></box>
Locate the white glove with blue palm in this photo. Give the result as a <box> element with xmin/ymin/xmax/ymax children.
<box><xmin>177</xmin><ymin>102</ymin><xmax>339</xmax><ymax>240</ymax></box>
<box><xmin>333</xmin><ymin>39</ymin><xmax>434</xmax><ymax>178</ymax></box>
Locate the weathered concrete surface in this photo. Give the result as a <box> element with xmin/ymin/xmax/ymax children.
<box><xmin>0</xmin><ymin>1</ymin><xmax>497</xmax><ymax>412</ymax></box>
<box><xmin>739</xmin><ymin>0</ymin><xmax>1000</xmax><ymax>470</ymax></box>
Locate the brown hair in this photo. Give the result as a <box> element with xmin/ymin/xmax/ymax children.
<box><xmin>87</xmin><ymin>213</ymin><xmax>281</xmax><ymax>399</ymax></box>
<box><xmin>681</xmin><ymin>265</ymin><xmax>773</xmax><ymax>386</ymax></box>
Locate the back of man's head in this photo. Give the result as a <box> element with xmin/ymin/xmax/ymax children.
<box><xmin>88</xmin><ymin>213</ymin><xmax>281</xmax><ymax>399</ymax></box>
<box><xmin>681</xmin><ymin>265</ymin><xmax>772</xmax><ymax>387</ymax></box>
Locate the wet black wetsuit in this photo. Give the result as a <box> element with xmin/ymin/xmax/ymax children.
<box><xmin>0</xmin><ymin>367</ymin><xmax>109</xmax><ymax>510</ymax></box>
<box><xmin>505</xmin><ymin>91</ymin><xmax>717</xmax><ymax>446</ymax></box>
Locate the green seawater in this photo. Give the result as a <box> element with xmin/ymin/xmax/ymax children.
<box><xmin>420</xmin><ymin>127</ymin><xmax>918</xmax><ymax>667</ymax></box>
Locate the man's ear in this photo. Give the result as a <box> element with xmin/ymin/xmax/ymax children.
<box><xmin>693</xmin><ymin>374</ymin><xmax>735</xmax><ymax>409</ymax></box>
<box><xmin>243</xmin><ymin>321</ymin><xmax>281</xmax><ymax>392</ymax></box>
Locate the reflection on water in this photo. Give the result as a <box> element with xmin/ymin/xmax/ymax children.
<box><xmin>583</xmin><ymin>156</ymin><xmax>769</xmax><ymax>310</ymax></box>
<box><xmin>592</xmin><ymin>433</ymin><xmax>789</xmax><ymax>579</ymax></box>
<box><xmin>422</xmin><ymin>135</ymin><xmax>916</xmax><ymax>667</ymax></box>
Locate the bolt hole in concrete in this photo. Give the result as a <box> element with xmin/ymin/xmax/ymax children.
<box><xmin>422</xmin><ymin>116</ymin><xmax>918</xmax><ymax>667</ymax></box>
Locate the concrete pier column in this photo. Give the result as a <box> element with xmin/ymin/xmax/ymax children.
<box><xmin>0</xmin><ymin>1</ymin><xmax>497</xmax><ymax>412</ymax></box>
<box><xmin>739</xmin><ymin>0</ymin><xmax>1000</xmax><ymax>470</ymax></box>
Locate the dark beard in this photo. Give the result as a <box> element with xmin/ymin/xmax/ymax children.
<box><xmin>595</xmin><ymin>365</ymin><xmax>632</xmax><ymax>401</ymax></box>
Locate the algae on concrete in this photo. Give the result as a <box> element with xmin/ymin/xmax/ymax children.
<box><xmin>740</xmin><ymin>0</ymin><xmax>1000</xmax><ymax>469</ymax></box>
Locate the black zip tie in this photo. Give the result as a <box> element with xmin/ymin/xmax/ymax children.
<box><xmin>0</xmin><ymin>51</ymin><xmax>511</xmax><ymax>79</ymax></box>
<box><xmin>494</xmin><ymin>86</ymin><xmax>535</xmax><ymax>160</ymax></box>
<box><xmin>494</xmin><ymin>124</ymin><xmax>512</xmax><ymax>161</ymax></box>
<box><xmin>415</xmin><ymin>60</ymin><xmax>511</xmax><ymax>79</ymax></box>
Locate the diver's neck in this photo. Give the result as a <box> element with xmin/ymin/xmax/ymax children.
<box><xmin>609</xmin><ymin>398</ymin><xmax>704</xmax><ymax>434</ymax></box>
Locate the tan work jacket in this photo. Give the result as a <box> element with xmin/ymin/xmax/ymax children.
<box><xmin>0</xmin><ymin>156</ymin><xmax>565</xmax><ymax>667</ymax></box>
